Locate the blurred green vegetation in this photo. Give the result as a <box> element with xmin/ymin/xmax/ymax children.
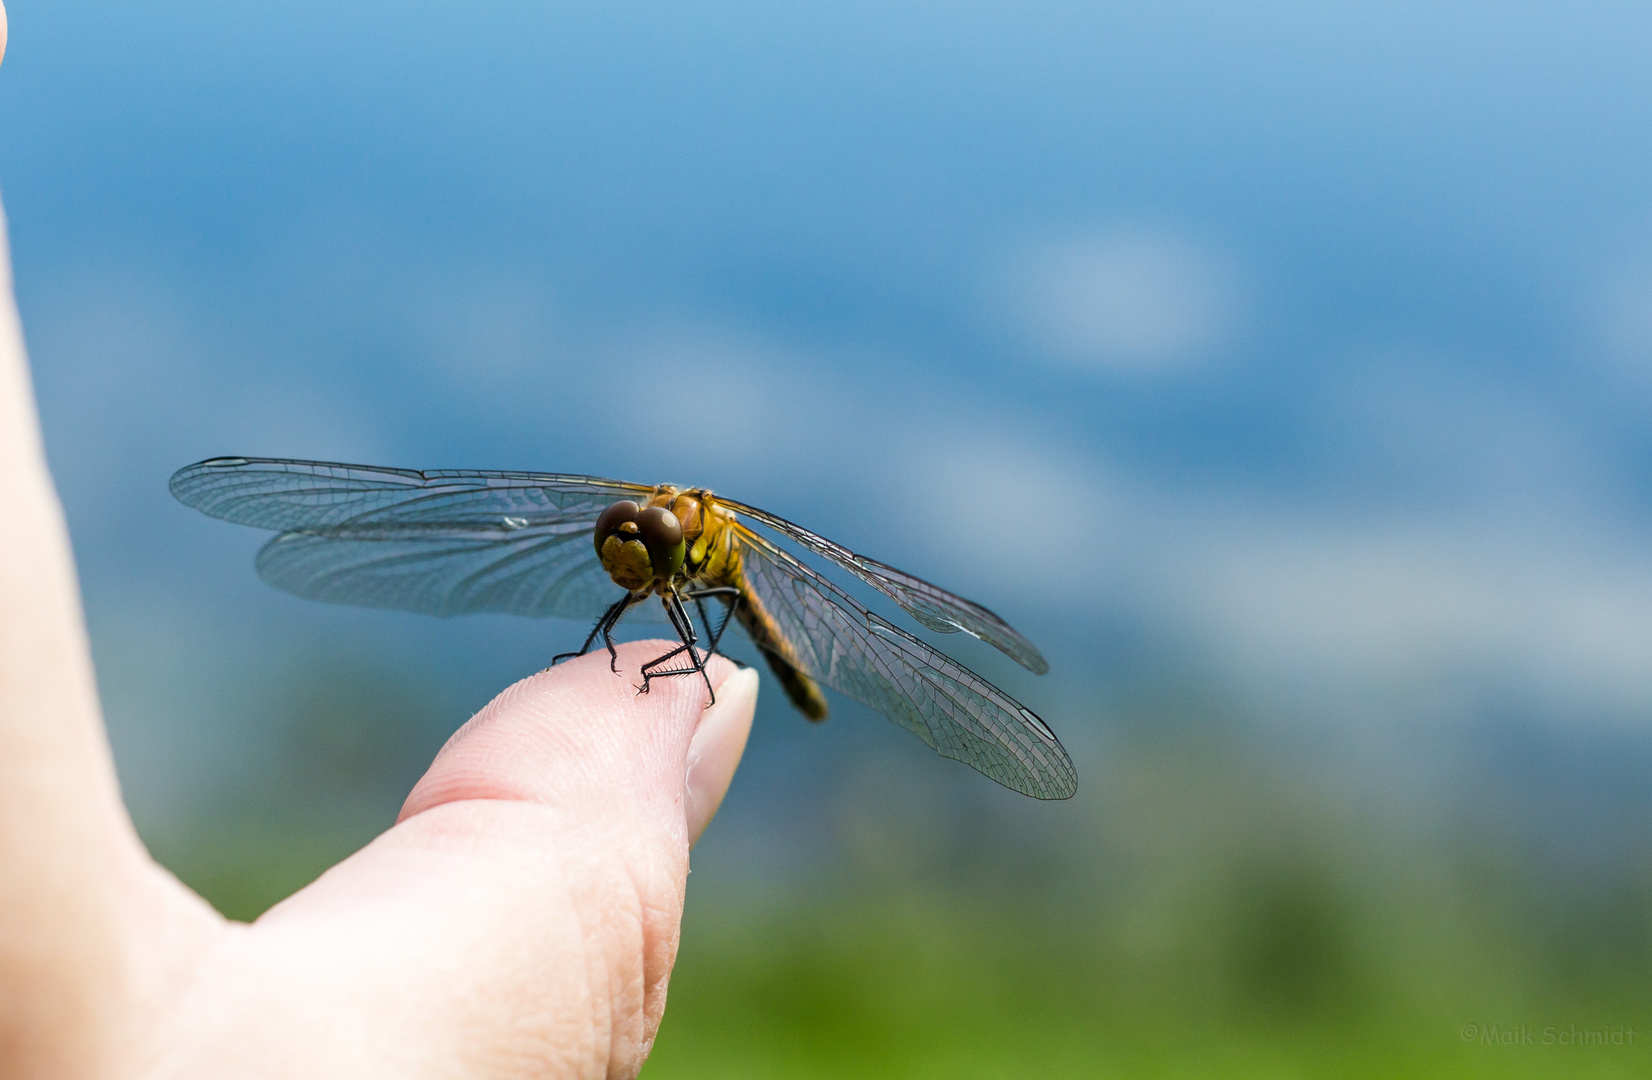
<box><xmin>142</xmin><ymin>671</ymin><xmax>1652</xmax><ymax>1079</ymax></box>
<box><xmin>650</xmin><ymin>853</ymin><xmax>1650</xmax><ymax>1079</ymax></box>
<box><xmin>645</xmin><ymin>759</ymin><xmax>1651</xmax><ymax>1079</ymax></box>
<box><xmin>649</xmin><ymin>895</ymin><xmax>1648</xmax><ymax>1079</ymax></box>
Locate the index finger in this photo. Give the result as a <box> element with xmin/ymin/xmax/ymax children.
<box><xmin>216</xmin><ymin>642</ymin><xmax>756</xmax><ymax>1077</ymax></box>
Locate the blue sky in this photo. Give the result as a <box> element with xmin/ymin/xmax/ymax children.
<box><xmin>3</xmin><ymin>0</ymin><xmax>1652</xmax><ymax>839</ymax></box>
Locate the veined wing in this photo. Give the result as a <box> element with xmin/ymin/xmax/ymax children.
<box><xmin>170</xmin><ymin>456</ymin><xmax>651</xmax><ymax>531</ymax></box>
<box><xmin>719</xmin><ymin>497</ymin><xmax>1049</xmax><ymax>674</ymax></box>
<box><xmin>170</xmin><ymin>457</ymin><xmax>663</xmax><ymax>621</ymax></box>
<box><xmin>252</xmin><ymin>525</ymin><xmax>666</xmax><ymax>620</ymax></box>
<box><xmin>733</xmin><ymin>522</ymin><xmax>1075</xmax><ymax>799</ymax></box>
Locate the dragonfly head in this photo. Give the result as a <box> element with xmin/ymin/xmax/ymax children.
<box><xmin>594</xmin><ymin>499</ymin><xmax>686</xmax><ymax>590</ymax></box>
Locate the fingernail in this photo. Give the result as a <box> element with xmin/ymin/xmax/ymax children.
<box><xmin>685</xmin><ymin>667</ymin><xmax>758</xmax><ymax>845</ymax></box>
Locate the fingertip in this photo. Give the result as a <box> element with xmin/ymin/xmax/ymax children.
<box><xmin>686</xmin><ymin>667</ymin><xmax>758</xmax><ymax>845</ymax></box>
<box><xmin>2</xmin><ymin>3</ymin><xmax>9</xmax><ymax>67</ymax></box>
<box><xmin>396</xmin><ymin>641</ymin><xmax>742</xmax><ymax>830</ymax></box>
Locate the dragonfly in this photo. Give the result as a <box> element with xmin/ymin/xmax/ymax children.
<box><xmin>169</xmin><ymin>456</ymin><xmax>1076</xmax><ymax>799</ymax></box>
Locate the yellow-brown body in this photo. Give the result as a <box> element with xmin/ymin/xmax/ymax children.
<box><xmin>612</xmin><ymin>485</ymin><xmax>829</xmax><ymax>720</ymax></box>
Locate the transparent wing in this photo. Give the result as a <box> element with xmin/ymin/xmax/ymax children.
<box><xmin>172</xmin><ymin>456</ymin><xmax>660</xmax><ymax>621</ymax></box>
<box><xmin>734</xmin><ymin>523</ymin><xmax>1076</xmax><ymax>800</ymax></box>
<box><xmin>170</xmin><ymin>456</ymin><xmax>651</xmax><ymax>531</ymax></box>
<box><xmin>253</xmin><ymin>524</ymin><xmax>673</xmax><ymax>621</ymax></box>
<box><xmin>719</xmin><ymin>497</ymin><xmax>1049</xmax><ymax>674</ymax></box>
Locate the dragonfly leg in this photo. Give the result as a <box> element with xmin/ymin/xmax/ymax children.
<box><xmin>639</xmin><ymin>587</ymin><xmax>719</xmax><ymax>703</ymax></box>
<box><xmin>549</xmin><ymin>593</ymin><xmax>633</xmax><ymax>673</ymax></box>
<box><xmin>683</xmin><ymin>586</ymin><xmax>741</xmax><ymax>659</ymax></box>
<box><xmin>675</xmin><ymin>584</ymin><xmax>745</xmax><ymax>677</ymax></box>
<box><xmin>598</xmin><ymin>594</ymin><xmax>640</xmax><ymax>674</ymax></box>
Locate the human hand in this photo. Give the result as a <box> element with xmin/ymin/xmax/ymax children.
<box><xmin>0</xmin><ymin>181</ymin><xmax>758</xmax><ymax>1077</ymax></box>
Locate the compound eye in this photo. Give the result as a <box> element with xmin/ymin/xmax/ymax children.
<box><xmin>636</xmin><ymin>506</ymin><xmax>686</xmax><ymax>578</ymax></box>
<box><xmin>593</xmin><ymin>500</ymin><xmax>641</xmax><ymax>555</ymax></box>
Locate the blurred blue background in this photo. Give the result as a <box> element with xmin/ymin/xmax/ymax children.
<box><xmin>5</xmin><ymin>1</ymin><xmax>1652</xmax><ymax>1075</ymax></box>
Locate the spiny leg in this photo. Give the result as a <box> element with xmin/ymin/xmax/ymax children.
<box><xmin>564</xmin><ymin>597</ymin><xmax>627</xmax><ymax>673</ymax></box>
<box><xmin>639</xmin><ymin>586</ymin><xmax>720</xmax><ymax>703</ymax></box>
<box><xmin>683</xmin><ymin>586</ymin><xmax>741</xmax><ymax>659</ymax></box>
<box><xmin>638</xmin><ymin>588</ymin><xmax>704</xmax><ymax>690</ymax></box>
<box><xmin>549</xmin><ymin>606</ymin><xmax>608</xmax><ymax>666</ymax></box>
<box><xmin>549</xmin><ymin>592</ymin><xmax>634</xmax><ymax>673</ymax></box>
<box><xmin>598</xmin><ymin>593</ymin><xmax>640</xmax><ymax>673</ymax></box>
<box><xmin>675</xmin><ymin>585</ymin><xmax>743</xmax><ymax>679</ymax></box>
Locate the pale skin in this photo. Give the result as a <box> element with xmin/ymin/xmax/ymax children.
<box><xmin>0</xmin><ymin>13</ymin><xmax>761</xmax><ymax>1074</ymax></box>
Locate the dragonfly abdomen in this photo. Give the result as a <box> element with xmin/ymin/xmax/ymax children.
<box><xmin>734</xmin><ymin>579</ymin><xmax>829</xmax><ymax>721</ymax></box>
